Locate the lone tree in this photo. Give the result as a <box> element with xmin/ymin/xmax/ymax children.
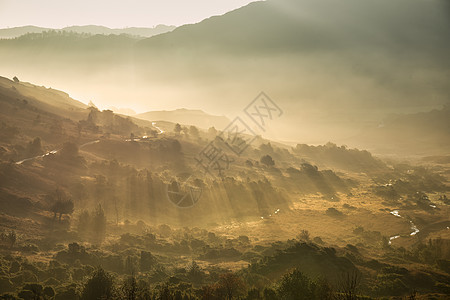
<box><xmin>27</xmin><ymin>137</ymin><xmax>42</xmax><ymax>156</ymax></box>
<box><xmin>260</xmin><ymin>154</ymin><xmax>275</xmax><ymax>167</ymax></box>
<box><xmin>298</xmin><ymin>229</ymin><xmax>310</xmax><ymax>241</ymax></box>
<box><xmin>60</xmin><ymin>142</ymin><xmax>79</xmax><ymax>159</ymax></box>
<box><xmin>7</xmin><ymin>230</ymin><xmax>17</xmax><ymax>248</ymax></box>
<box><xmin>187</xmin><ymin>260</ymin><xmax>203</xmax><ymax>284</ymax></box>
<box><xmin>189</xmin><ymin>125</ymin><xmax>200</xmax><ymax>139</ymax></box>
<box><xmin>174</xmin><ymin>123</ymin><xmax>182</xmax><ymax>134</ymax></box>
<box><xmin>277</xmin><ymin>269</ymin><xmax>314</xmax><ymax>300</ymax></box>
<box><xmin>51</xmin><ymin>199</ymin><xmax>74</xmax><ymax>222</ymax></box>
<box><xmin>49</xmin><ymin>189</ymin><xmax>74</xmax><ymax>221</ymax></box>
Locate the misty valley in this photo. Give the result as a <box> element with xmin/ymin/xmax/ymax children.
<box><xmin>0</xmin><ymin>0</ymin><xmax>449</xmax><ymax>299</ymax></box>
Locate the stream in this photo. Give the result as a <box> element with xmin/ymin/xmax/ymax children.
<box><xmin>388</xmin><ymin>209</ymin><xmax>420</xmax><ymax>245</ymax></box>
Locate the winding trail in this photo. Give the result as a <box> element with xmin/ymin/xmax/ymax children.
<box><xmin>15</xmin><ymin>140</ymin><xmax>100</xmax><ymax>165</ymax></box>
<box><xmin>15</xmin><ymin>121</ymin><xmax>163</xmax><ymax>164</ymax></box>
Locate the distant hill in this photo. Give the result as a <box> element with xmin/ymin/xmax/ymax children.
<box><xmin>0</xmin><ymin>26</ymin><xmax>51</xmax><ymax>38</ymax></box>
<box><xmin>352</xmin><ymin>106</ymin><xmax>450</xmax><ymax>156</ymax></box>
<box><xmin>0</xmin><ymin>24</ymin><xmax>175</xmax><ymax>39</ymax></box>
<box><xmin>136</xmin><ymin>108</ymin><xmax>230</xmax><ymax>130</ymax></box>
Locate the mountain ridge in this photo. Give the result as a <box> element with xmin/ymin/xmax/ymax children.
<box><xmin>135</xmin><ymin>108</ymin><xmax>231</xmax><ymax>130</ymax></box>
<box><xmin>0</xmin><ymin>24</ymin><xmax>176</xmax><ymax>38</ymax></box>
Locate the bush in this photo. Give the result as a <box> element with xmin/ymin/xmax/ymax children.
<box><xmin>277</xmin><ymin>269</ymin><xmax>314</xmax><ymax>300</ymax></box>
<box><xmin>81</xmin><ymin>267</ymin><xmax>115</xmax><ymax>300</ymax></box>
<box><xmin>260</xmin><ymin>155</ymin><xmax>275</xmax><ymax>167</ymax></box>
<box><xmin>326</xmin><ymin>207</ymin><xmax>344</xmax><ymax>217</ymax></box>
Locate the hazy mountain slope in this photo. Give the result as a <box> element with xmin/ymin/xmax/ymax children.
<box><xmin>0</xmin><ymin>0</ymin><xmax>448</xmax><ymax>151</ymax></box>
<box><xmin>0</xmin><ymin>76</ymin><xmax>87</xmax><ymax>120</ymax></box>
<box><xmin>0</xmin><ymin>25</ymin><xmax>175</xmax><ymax>39</ymax></box>
<box><xmin>139</xmin><ymin>0</ymin><xmax>450</xmax><ymax>54</ymax></box>
<box><xmin>133</xmin><ymin>0</ymin><xmax>450</xmax><ymax>147</ymax></box>
<box><xmin>353</xmin><ymin>106</ymin><xmax>450</xmax><ymax>156</ymax></box>
<box><xmin>0</xmin><ymin>76</ymin><xmax>376</xmax><ymax>224</ymax></box>
<box><xmin>0</xmin><ymin>76</ymin><xmax>156</xmax><ymax>150</ymax></box>
<box><xmin>136</xmin><ymin>108</ymin><xmax>230</xmax><ymax>129</ymax></box>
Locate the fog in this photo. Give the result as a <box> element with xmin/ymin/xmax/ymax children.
<box><xmin>0</xmin><ymin>1</ymin><xmax>449</xmax><ymax>298</ymax></box>
<box><xmin>1</xmin><ymin>0</ymin><xmax>448</xmax><ymax>147</ymax></box>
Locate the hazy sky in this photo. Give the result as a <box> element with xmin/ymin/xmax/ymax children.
<box><xmin>0</xmin><ymin>0</ymin><xmax>258</xmax><ymax>28</ymax></box>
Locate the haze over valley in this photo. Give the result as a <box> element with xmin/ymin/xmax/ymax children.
<box><xmin>0</xmin><ymin>0</ymin><xmax>449</xmax><ymax>299</ymax></box>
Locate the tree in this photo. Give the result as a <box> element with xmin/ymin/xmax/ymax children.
<box><xmin>81</xmin><ymin>267</ymin><xmax>115</xmax><ymax>300</ymax></box>
<box><xmin>122</xmin><ymin>275</ymin><xmax>137</xmax><ymax>300</ymax></box>
<box><xmin>298</xmin><ymin>230</ymin><xmax>310</xmax><ymax>242</ymax></box>
<box><xmin>217</xmin><ymin>272</ymin><xmax>245</xmax><ymax>300</ymax></box>
<box><xmin>77</xmin><ymin>210</ymin><xmax>91</xmax><ymax>238</ymax></box>
<box><xmin>246</xmin><ymin>287</ymin><xmax>261</xmax><ymax>300</ymax></box>
<box><xmin>171</xmin><ymin>140</ymin><xmax>182</xmax><ymax>154</ymax></box>
<box><xmin>91</xmin><ymin>204</ymin><xmax>107</xmax><ymax>244</ymax></box>
<box><xmin>124</xmin><ymin>256</ymin><xmax>138</xmax><ymax>275</ymax></box>
<box><xmin>260</xmin><ymin>155</ymin><xmax>275</xmax><ymax>167</ymax></box>
<box><xmin>26</xmin><ymin>137</ymin><xmax>42</xmax><ymax>157</ymax></box>
<box><xmin>277</xmin><ymin>269</ymin><xmax>314</xmax><ymax>300</ymax></box>
<box><xmin>174</xmin><ymin>123</ymin><xmax>182</xmax><ymax>134</ymax></box>
<box><xmin>18</xmin><ymin>283</ymin><xmax>43</xmax><ymax>300</ymax></box>
<box><xmin>140</xmin><ymin>251</ymin><xmax>155</xmax><ymax>272</ymax></box>
<box><xmin>336</xmin><ymin>271</ymin><xmax>360</xmax><ymax>300</ymax></box>
<box><xmin>314</xmin><ymin>277</ymin><xmax>333</xmax><ymax>300</ymax></box>
<box><xmin>263</xmin><ymin>287</ymin><xmax>277</xmax><ymax>300</ymax></box>
<box><xmin>60</xmin><ymin>142</ymin><xmax>79</xmax><ymax>159</ymax></box>
<box><xmin>187</xmin><ymin>260</ymin><xmax>203</xmax><ymax>284</ymax></box>
<box><xmin>189</xmin><ymin>126</ymin><xmax>200</xmax><ymax>139</ymax></box>
<box><xmin>49</xmin><ymin>189</ymin><xmax>74</xmax><ymax>221</ymax></box>
<box><xmin>12</xmin><ymin>76</ymin><xmax>19</xmax><ymax>83</ymax></box>
<box><xmin>43</xmin><ymin>286</ymin><xmax>55</xmax><ymax>299</ymax></box>
<box><xmin>7</xmin><ymin>231</ymin><xmax>16</xmax><ymax>248</ymax></box>
<box><xmin>208</xmin><ymin>126</ymin><xmax>218</xmax><ymax>138</ymax></box>
<box><xmin>51</xmin><ymin>199</ymin><xmax>74</xmax><ymax>222</ymax></box>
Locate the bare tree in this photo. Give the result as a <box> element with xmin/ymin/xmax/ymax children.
<box><xmin>7</xmin><ymin>230</ymin><xmax>16</xmax><ymax>248</ymax></box>
<box><xmin>336</xmin><ymin>270</ymin><xmax>361</xmax><ymax>300</ymax></box>
<box><xmin>298</xmin><ymin>229</ymin><xmax>310</xmax><ymax>241</ymax></box>
<box><xmin>217</xmin><ymin>272</ymin><xmax>245</xmax><ymax>300</ymax></box>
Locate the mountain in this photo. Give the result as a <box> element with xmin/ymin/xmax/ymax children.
<box><xmin>0</xmin><ymin>25</ymin><xmax>52</xmax><ymax>38</ymax></box>
<box><xmin>139</xmin><ymin>0</ymin><xmax>450</xmax><ymax>54</ymax></box>
<box><xmin>0</xmin><ymin>24</ymin><xmax>176</xmax><ymax>39</ymax></box>
<box><xmin>136</xmin><ymin>108</ymin><xmax>230</xmax><ymax>129</ymax></box>
<box><xmin>352</xmin><ymin>106</ymin><xmax>450</xmax><ymax>156</ymax></box>
<box><xmin>0</xmin><ymin>0</ymin><xmax>448</xmax><ymax>151</ymax></box>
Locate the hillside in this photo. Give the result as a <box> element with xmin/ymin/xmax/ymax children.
<box><xmin>352</xmin><ymin>106</ymin><xmax>450</xmax><ymax>156</ymax></box>
<box><xmin>136</xmin><ymin>108</ymin><xmax>230</xmax><ymax>130</ymax></box>
<box><xmin>0</xmin><ymin>76</ymin><xmax>449</xmax><ymax>298</ymax></box>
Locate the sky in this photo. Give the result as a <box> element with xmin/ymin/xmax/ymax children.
<box><xmin>0</xmin><ymin>0</ymin><xmax>258</xmax><ymax>28</ymax></box>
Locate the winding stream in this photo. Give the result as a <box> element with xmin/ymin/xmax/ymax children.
<box><xmin>388</xmin><ymin>209</ymin><xmax>420</xmax><ymax>245</ymax></box>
